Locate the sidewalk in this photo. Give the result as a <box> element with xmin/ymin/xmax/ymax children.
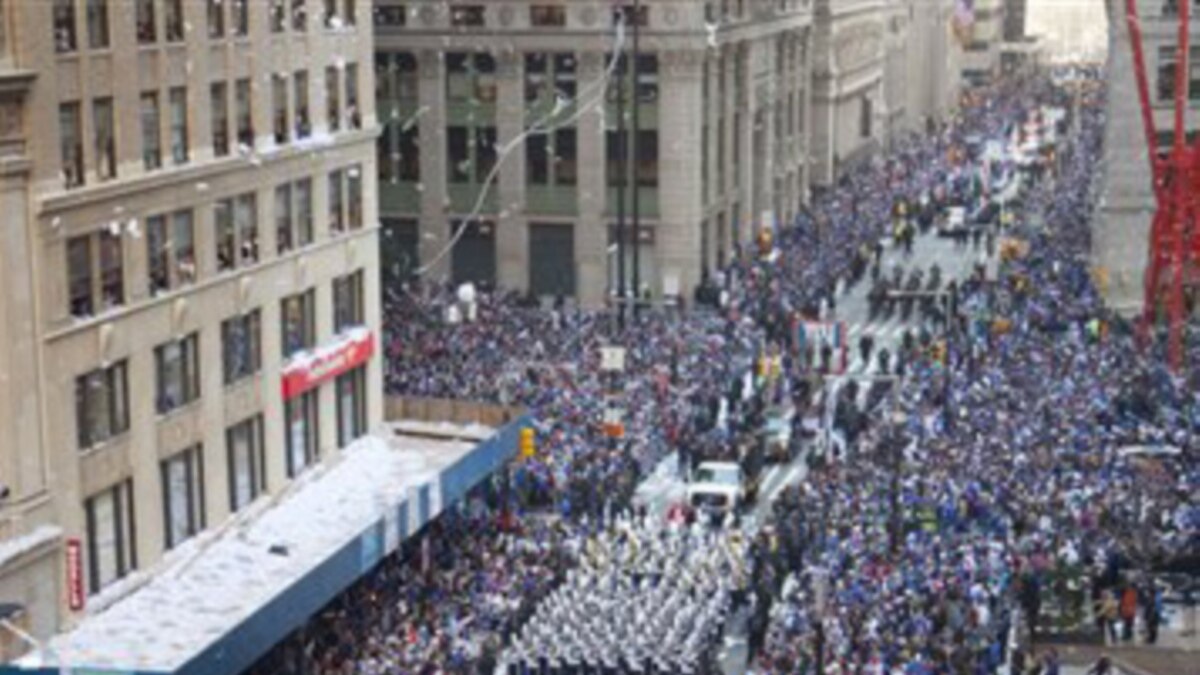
<box><xmin>1034</xmin><ymin>617</ymin><xmax>1198</xmax><ymax>675</ymax></box>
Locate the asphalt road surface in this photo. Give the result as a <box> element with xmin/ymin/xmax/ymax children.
<box><xmin>626</xmin><ymin>217</ymin><xmax>1002</xmax><ymax>674</ymax></box>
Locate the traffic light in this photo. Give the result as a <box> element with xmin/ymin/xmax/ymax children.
<box><xmin>519</xmin><ymin>427</ymin><xmax>535</xmax><ymax>459</ymax></box>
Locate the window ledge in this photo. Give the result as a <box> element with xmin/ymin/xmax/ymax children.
<box><xmin>78</xmin><ymin>433</ymin><xmax>130</xmax><ymax>460</ymax></box>
<box><xmin>43</xmin><ymin>226</ymin><xmax>377</xmax><ymax>344</ymax></box>
<box><xmin>156</xmin><ymin>399</ymin><xmax>202</xmax><ymax>423</ymax></box>
<box><xmin>38</xmin><ymin>128</ymin><xmax>378</xmax><ymax>217</ymax></box>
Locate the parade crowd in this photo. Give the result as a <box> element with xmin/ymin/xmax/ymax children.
<box><xmin>246</xmin><ymin>70</ymin><xmax>1198</xmax><ymax>675</ymax></box>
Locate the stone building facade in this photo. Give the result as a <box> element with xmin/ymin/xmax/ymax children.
<box><xmin>0</xmin><ymin>0</ymin><xmax>382</xmax><ymax>646</ymax></box>
<box><xmin>374</xmin><ymin>0</ymin><xmax>815</xmax><ymax>305</ymax></box>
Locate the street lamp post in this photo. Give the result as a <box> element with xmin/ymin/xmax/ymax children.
<box><xmin>630</xmin><ymin>0</ymin><xmax>642</xmax><ymax>313</ymax></box>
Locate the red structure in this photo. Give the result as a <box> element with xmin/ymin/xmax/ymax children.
<box><xmin>1124</xmin><ymin>0</ymin><xmax>1200</xmax><ymax>370</ymax></box>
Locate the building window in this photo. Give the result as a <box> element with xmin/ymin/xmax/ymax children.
<box><xmin>161</xmin><ymin>445</ymin><xmax>205</xmax><ymax>550</ymax></box>
<box><xmin>446</xmin><ymin>52</ymin><xmax>496</xmax><ymax>102</ymax></box>
<box><xmin>281</xmin><ymin>289</ymin><xmax>315</xmax><ymax>357</ymax></box>
<box><xmin>146</xmin><ymin>209</ymin><xmax>195</xmax><ymax>295</ymax></box>
<box><xmin>75</xmin><ymin>360</ymin><xmax>129</xmax><ymax>449</ymax></box>
<box><xmin>525</xmin><ymin>52</ymin><xmax>576</xmax><ymax>103</ymax></box>
<box><xmin>447</xmin><ymin>126</ymin><xmax>469</xmax><ymax>183</ymax></box>
<box><xmin>328</xmin><ymin>169</ymin><xmax>345</xmax><ymax>233</ymax></box>
<box><xmin>344</xmin><ymin>0</ymin><xmax>356</xmax><ymax>26</ymax></box>
<box><xmin>324</xmin><ymin>166</ymin><xmax>363</xmax><ymax>233</ymax></box>
<box><xmin>270</xmin><ymin>0</ymin><xmax>287</xmax><ymax>32</ymax></box>
<box><xmin>235</xmin><ymin>78</ymin><xmax>254</xmax><ymax>149</ymax></box>
<box><xmin>227</xmin><ymin>416</ymin><xmax>265</xmax><ymax>512</ymax></box>
<box><xmin>272</xmin><ymin>75</ymin><xmax>289</xmax><ymax>145</ymax></box>
<box><xmin>232</xmin><ymin>0</ymin><xmax>249</xmax><ymax>36</ymax></box>
<box><xmin>530</xmin><ymin>5</ymin><xmax>566</xmax><ymax>27</ymax></box>
<box><xmin>141</xmin><ymin>92</ymin><xmax>162</xmax><ymax>171</ymax></box>
<box><xmin>53</xmin><ymin>0</ymin><xmax>77</xmax><ymax>53</ymax></box>
<box><xmin>295</xmin><ymin>178</ymin><xmax>314</xmax><ymax>246</ymax></box>
<box><xmin>1158</xmin><ymin>47</ymin><xmax>1177</xmax><ymax>102</ymax></box>
<box><xmin>345</xmin><ymin>63</ymin><xmax>361</xmax><ymax>129</ymax></box>
<box><xmin>860</xmin><ymin>96</ymin><xmax>872</xmax><ymax>138</ymax></box>
<box><xmin>611</xmin><ymin>4</ymin><xmax>648</xmax><ymax>27</ymax></box>
<box><xmin>84</xmin><ymin>480</ymin><xmax>136</xmax><ymax>594</ymax></box>
<box><xmin>326</xmin><ymin>66</ymin><xmax>341</xmax><ymax>132</ymax></box>
<box><xmin>323</xmin><ymin>0</ymin><xmax>338</xmax><ymax>27</ymax></box>
<box><xmin>87</xmin><ymin>0</ymin><xmax>110</xmax><ymax>49</ymax></box>
<box><xmin>235</xmin><ymin>193</ymin><xmax>258</xmax><ymax>264</ymax></box>
<box><xmin>207</xmin><ymin>0</ymin><xmax>225</xmax><ymax>38</ymax></box>
<box><xmin>396</xmin><ymin>52</ymin><xmax>418</xmax><ymax>99</ymax></box>
<box><xmin>636</xmin><ymin>129</ymin><xmax>658</xmax><ymax>187</ymax></box>
<box><xmin>274</xmin><ymin>183</ymin><xmax>294</xmax><ymax>253</ymax></box>
<box><xmin>294</xmin><ymin>70</ymin><xmax>311</xmax><ymax>139</ymax></box>
<box><xmin>169</xmin><ymin>87</ymin><xmax>189</xmax><ymax>165</ymax></box>
<box><xmin>211</xmin><ymin>82</ymin><xmax>230</xmax><ymax>157</ymax></box>
<box><xmin>333</xmin><ymin>270</ymin><xmax>364</xmax><ymax>332</ymax></box>
<box><xmin>136</xmin><ymin>0</ymin><xmax>156</xmax><ymax>44</ymax></box>
<box><xmin>636</xmin><ymin>54</ymin><xmax>659</xmax><ymax>103</ymax></box>
<box><xmin>292</xmin><ymin>0</ymin><xmax>308</xmax><ymax>31</ymax></box>
<box><xmin>222</xmin><ymin>310</ymin><xmax>261</xmax><ymax>384</ymax></box>
<box><xmin>347</xmin><ymin>165</ymin><xmax>363</xmax><ymax>229</ymax></box>
<box><xmin>67</xmin><ymin>236</ymin><xmax>94</xmax><ymax>317</ymax></box>
<box><xmin>526</xmin><ymin>127</ymin><xmax>576</xmax><ymax>187</ymax></box>
<box><xmin>215</xmin><ymin>193</ymin><xmax>258</xmax><ymax>271</ymax></box>
<box><xmin>606</xmin><ymin>130</ymin><xmax>624</xmax><ymax>187</ymax></box>
<box><xmin>381</xmin><ymin>110</ymin><xmax>420</xmax><ymax>184</ymax></box>
<box><xmin>336</xmin><ymin>366</ymin><xmax>367</xmax><ymax>447</ymax></box>
<box><xmin>155</xmin><ymin>333</ymin><xmax>200</xmax><ymax>415</ymax></box>
<box><xmin>165</xmin><ymin>0</ymin><xmax>184</xmax><ymax>42</ymax></box>
<box><xmin>450</xmin><ymin>5</ymin><xmax>485</xmax><ymax>26</ymax></box>
<box><xmin>93</xmin><ymin>98</ymin><xmax>116</xmax><ymax>181</ymax></box>
<box><xmin>98</xmin><ymin>230</ymin><xmax>124</xmax><ymax>307</ymax></box>
<box><xmin>375</xmin><ymin>5</ymin><xmax>406</xmax><ymax>27</ymax></box>
<box><xmin>285</xmin><ymin>390</ymin><xmax>319</xmax><ymax>476</ymax></box>
<box><xmin>65</xmin><ymin>231</ymin><xmax>126</xmax><ymax>317</ymax></box>
<box><xmin>59</xmin><ymin>102</ymin><xmax>84</xmax><ymax>189</ymax></box>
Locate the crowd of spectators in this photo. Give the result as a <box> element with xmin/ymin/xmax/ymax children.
<box><xmin>245</xmin><ymin>71</ymin><xmax>1197</xmax><ymax>675</ymax></box>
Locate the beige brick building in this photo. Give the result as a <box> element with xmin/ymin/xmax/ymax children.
<box><xmin>0</xmin><ymin>0</ymin><xmax>381</xmax><ymax>645</ymax></box>
<box><xmin>374</xmin><ymin>0</ymin><xmax>815</xmax><ymax>306</ymax></box>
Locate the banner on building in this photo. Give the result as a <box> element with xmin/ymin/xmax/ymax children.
<box><xmin>66</xmin><ymin>537</ymin><xmax>84</xmax><ymax>611</ymax></box>
<box><xmin>281</xmin><ymin>329</ymin><xmax>375</xmax><ymax>400</ymax></box>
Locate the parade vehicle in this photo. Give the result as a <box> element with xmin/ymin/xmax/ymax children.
<box><xmin>686</xmin><ymin>461</ymin><xmax>747</xmax><ymax>525</ymax></box>
<box><xmin>760</xmin><ymin>403</ymin><xmax>796</xmax><ymax>463</ymax></box>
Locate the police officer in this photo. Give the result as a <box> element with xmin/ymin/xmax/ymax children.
<box><xmin>859</xmin><ymin>332</ymin><xmax>875</xmax><ymax>366</ymax></box>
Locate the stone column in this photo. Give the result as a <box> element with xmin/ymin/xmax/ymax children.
<box><xmin>495</xmin><ymin>51</ymin><xmax>528</xmax><ymax>292</ymax></box>
<box><xmin>0</xmin><ymin>84</ymin><xmax>45</xmax><ymax>505</ymax></box>
<box><xmin>657</xmin><ymin>49</ymin><xmax>704</xmax><ymax>301</ymax></box>
<box><xmin>576</xmin><ymin>52</ymin><xmax>607</xmax><ymax>308</ymax></box>
<box><xmin>416</xmin><ymin>49</ymin><xmax>451</xmax><ymax>283</ymax></box>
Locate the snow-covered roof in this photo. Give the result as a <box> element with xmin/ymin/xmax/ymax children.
<box><xmin>17</xmin><ymin>428</ymin><xmax>486</xmax><ymax>673</ymax></box>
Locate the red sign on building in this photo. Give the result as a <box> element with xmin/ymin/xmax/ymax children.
<box><xmin>65</xmin><ymin>537</ymin><xmax>84</xmax><ymax>611</ymax></box>
<box><xmin>281</xmin><ymin>330</ymin><xmax>375</xmax><ymax>401</ymax></box>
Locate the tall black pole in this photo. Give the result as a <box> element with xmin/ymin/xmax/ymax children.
<box><xmin>615</xmin><ymin>13</ymin><xmax>628</xmax><ymax>331</ymax></box>
<box><xmin>630</xmin><ymin>0</ymin><xmax>642</xmax><ymax>313</ymax></box>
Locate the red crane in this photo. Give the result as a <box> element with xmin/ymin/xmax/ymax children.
<box><xmin>1123</xmin><ymin>0</ymin><xmax>1200</xmax><ymax>370</ymax></box>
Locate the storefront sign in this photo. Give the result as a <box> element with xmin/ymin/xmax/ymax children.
<box><xmin>281</xmin><ymin>330</ymin><xmax>375</xmax><ymax>400</ymax></box>
<box><xmin>66</xmin><ymin>537</ymin><xmax>84</xmax><ymax>611</ymax></box>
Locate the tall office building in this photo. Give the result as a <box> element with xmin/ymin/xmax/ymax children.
<box><xmin>374</xmin><ymin>0</ymin><xmax>814</xmax><ymax>306</ymax></box>
<box><xmin>960</xmin><ymin>0</ymin><xmax>1007</xmax><ymax>84</ymax></box>
<box><xmin>0</xmin><ymin>0</ymin><xmax>381</xmax><ymax>646</ymax></box>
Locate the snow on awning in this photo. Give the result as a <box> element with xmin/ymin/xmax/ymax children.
<box><xmin>4</xmin><ymin>420</ymin><xmax>527</xmax><ymax>675</ymax></box>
